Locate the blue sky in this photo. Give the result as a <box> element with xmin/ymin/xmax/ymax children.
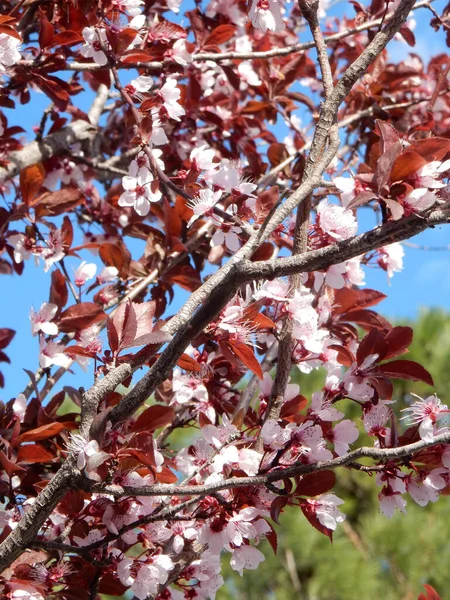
<box><xmin>1</xmin><ymin>1</ymin><xmax>450</xmax><ymax>402</ymax></box>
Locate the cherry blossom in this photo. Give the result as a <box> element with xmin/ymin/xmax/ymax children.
<box><xmin>402</xmin><ymin>394</ymin><xmax>449</xmax><ymax>442</ymax></box>
<box><xmin>329</xmin><ymin>419</ymin><xmax>359</xmax><ymax>455</ymax></box>
<box><xmin>159</xmin><ymin>78</ymin><xmax>186</xmax><ymax>121</ymax></box>
<box><xmin>211</xmin><ymin>212</ymin><xmax>242</xmax><ymax>252</ymax></box>
<box><xmin>74</xmin><ymin>261</ymin><xmax>97</xmax><ymax>287</ymax></box>
<box><xmin>188</xmin><ymin>188</ymin><xmax>222</xmax><ymax>225</ymax></box>
<box><xmin>169</xmin><ymin>39</ymin><xmax>193</xmax><ymax>66</ymax></box>
<box><xmin>377</xmin><ymin>243</ymin><xmax>404</xmax><ymax>278</ymax></box>
<box><xmin>30</xmin><ymin>302</ymin><xmax>58</xmax><ymax>336</ymax></box>
<box><xmin>39</xmin><ymin>340</ymin><xmax>71</xmax><ymax>369</ymax></box>
<box><xmin>119</xmin><ymin>164</ymin><xmax>162</xmax><ymax>216</ymax></box>
<box><xmin>249</xmin><ymin>0</ymin><xmax>285</xmax><ymax>33</ymax></box>
<box><xmin>117</xmin><ymin>555</ymin><xmax>174</xmax><ymax>600</ymax></box>
<box><xmin>112</xmin><ymin>0</ymin><xmax>144</xmax><ymax>16</ymax></box>
<box><xmin>190</xmin><ymin>144</ymin><xmax>217</xmax><ymax>171</ymax></box>
<box><xmin>8</xmin><ymin>233</ymin><xmax>33</xmax><ymax>264</ymax></box>
<box><xmin>80</xmin><ymin>27</ymin><xmax>109</xmax><ymax>66</ymax></box>
<box><xmin>307</xmin><ymin>493</ymin><xmax>346</xmax><ymax>531</ymax></box>
<box><xmin>377</xmin><ymin>474</ymin><xmax>407</xmax><ymax>518</ymax></box>
<box><xmin>316</xmin><ymin>200</ymin><xmax>357</xmax><ymax>241</ymax></box>
<box><xmin>98</xmin><ymin>266</ymin><xmax>119</xmax><ymax>283</ymax></box>
<box><xmin>0</xmin><ymin>33</ymin><xmax>21</xmax><ymax>73</ymax></box>
<box><xmin>68</xmin><ymin>434</ymin><xmax>110</xmax><ymax>482</ymax></box>
<box><xmin>12</xmin><ymin>393</ymin><xmax>26</xmax><ymax>421</ymax></box>
<box><xmin>230</xmin><ymin>545</ymin><xmax>266</xmax><ymax>576</ymax></box>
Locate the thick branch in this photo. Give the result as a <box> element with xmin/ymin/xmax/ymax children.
<box><xmin>240</xmin><ymin>208</ymin><xmax>450</xmax><ymax>282</ymax></box>
<box><xmin>95</xmin><ymin>431</ymin><xmax>450</xmax><ymax>499</ymax></box>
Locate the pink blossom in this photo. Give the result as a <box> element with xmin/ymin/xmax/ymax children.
<box><xmin>0</xmin><ymin>33</ymin><xmax>21</xmax><ymax>73</ymax></box>
<box><xmin>211</xmin><ymin>207</ymin><xmax>242</xmax><ymax>252</ymax></box>
<box><xmin>74</xmin><ymin>261</ymin><xmax>97</xmax><ymax>287</ymax></box>
<box><xmin>41</xmin><ymin>229</ymin><xmax>66</xmax><ymax>272</ymax></box>
<box><xmin>333</xmin><ymin>175</ymin><xmax>357</xmax><ymax>207</ymax></box>
<box><xmin>213</xmin><ymin>160</ymin><xmax>257</xmax><ymax>196</ymax></box>
<box><xmin>98</xmin><ymin>266</ymin><xmax>119</xmax><ymax>283</ymax></box>
<box><xmin>289</xmin><ymin>290</ymin><xmax>327</xmax><ymax>353</ymax></box>
<box><xmin>125</xmin><ymin>75</ymin><xmax>153</xmax><ymax>95</ymax></box>
<box><xmin>68</xmin><ymin>434</ymin><xmax>110</xmax><ymax>482</ymax></box>
<box><xmin>406</xmin><ymin>473</ymin><xmax>440</xmax><ymax>507</ymax></box>
<box><xmin>330</xmin><ymin>419</ymin><xmax>359</xmax><ymax>455</ymax></box>
<box><xmin>363</xmin><ymin>402</ymin><xmax>392</xmax><ymax>438</ymax></box>
<box><xmin>117</xmin><ymin>555</ymin><xmax>174</xmax><ymax>600</ymax></box>
<box><xmin>190</xmin><ymin>144</ymin><xmax>217</xmax><ymax>171</ymax></box>
<box><xmin>378</xmin><ymin>475</ymin><xmax>407</xmax><ymax>518</ymax></box>
<box><xmin>172</xmin><ymin>367</ymin><xmax>209</xmax><ymax>404</ymax></box>
<box><xmin>159</xmin><ymin>78</ymin><xmax>185</xmax><ymax>121</ymax></box>
<box><xmin>414</xmin><ymin>159</ymin><xmax>450</xmax><ymax>188</ymax></box>
<box><xmin>170</xmin><ymin>39</ymin><xmax>193</xmax><ymax>66</ymax></box>
<box><xmin>39</xmin><ymin>340</ymin><xmax>71</xmax><ymax>369</ymax></box>
<box><xmin>12</xmin><ymin>393</ymin><xmax>26</xmax><ymax>422</ymax></box>
<box><xmin>30</xmin><ymin>302</ymin><xmax>58</xmax><ymax>336</ymax></box>
<box><xmin>170</xmin><ymin>521</ymin><xmax>198</xmax><ymax>554</ymax></box>
<box><xmin>212</xmin><ymin>446</ymin><xmax>262</xmax><ymax>476</ymax></box>
<box><xmin>112</xmin><ymin>0</ymin><xmax>144</xmax><ymax>16</ymax></box>
<box><xmin>8</xmin><ymin>233</ymin><xmax>33</xmax><ymax>263</ymax></box>
<box><xmin>81</xmin><ymin>27</ymin><xmax>108</xmax><ymax>66</ymax></box>
<box><xmin>307</xmin><ymin>493</ymin><xmax>346</xmax><ymax>530</ymax></box>
<box><xmin>261</xmin><ymin>419</ymin><xmax>293</xmax><ymax>449</ymax></box>
<box><xmin>188</xmin><ymin>188</ymin><xmax>222</xmax><ymax>226</ymax></box>
<box><xmin>230</xmin><ymin>544</ymin><xmax>265</xmax><ymax>576</ymax></box>
<box><xmin>202</xmin><ymin>414</ymin><xmax>238</xmax><ymax>448</ymax></box>
<box><xmin>316</xmin><ymin>200</ymin><xmax>357</xmax><ymax>241</ymax></box>
<box><xmin>119</xmin><ymin>164</ymin><xmax>162</xmax><ymax>216</ymax></box>
<box><xmin>403</xmin><ymin>188</ymin><xmax>438</xmax><ymax>213</ymax></box>
<box><xmin>249</xmin><ymin>0</ymin><xmax>284</xmax><ymax>33</ymax></box>
<box><xmin>342</xmin><ymin>354</ymin><xmax>380</xmax><ymax>401</ymax></box>
<box><xmin>377</xmin><ymin>243</ymin><xmax>404</xmax><ymax>278</ymax></box>
<box><xmin>310</xmin><ymin>392</ymin><xmax>344</xmax><ymax>421</ymax></box>
<box><xmin>402</xmin><ymin>394</ymin><xmax>449</xmax><ymax>442</ymax></box>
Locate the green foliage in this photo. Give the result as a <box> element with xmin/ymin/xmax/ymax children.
<box><xmin>218</xmin><ymin>310</ymin><xmax>450</xmax><ymax>600</ymax></box>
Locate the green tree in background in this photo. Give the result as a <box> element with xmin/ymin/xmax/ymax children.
<box><xmin>218</xmin><ymin>309</ymin><xmax>450</xmax><ymax>600</ymax></box>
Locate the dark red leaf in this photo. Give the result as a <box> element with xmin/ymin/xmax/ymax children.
<box><xmin>379</xmin><ymin>360</ymin><xmax>434</xmax><ymax>386</ymax></box>
<box><xmin>50</xmin><ymin>30</ymin><xmax>84</xmax><ymax>46</ymax></box>
<box><xmin>226</xmin><ymin>341</ymin><xmax>263</xmax><ymax>379</ymax></box>
<box><xmin>356</xmin><ymin>328</ymin><xmax>388</xmax><ymax>364</ymax></box>
<box><xmin>132</xmin><ymin>405</ymin><xmax>175</xmax><ymax>433</ymax></box>
<box><xmin>390</xmin><ymin>150</ymin><xmax>427</xmax><ymax>182</ymax></box>
<box><xmin>12</xmin><ymin>422</ymin><xmax>67</xmax><ymax>447</ymax></box>
<box><xmin>176</xmin><ymin>354</ymin><xmax>202</xmax><ymax>372</ymax></box>
<box><xmin>20</xmin><ymin>164</ymin><xmax>45</xmax><ymax>206</ymax></box>
<box><xmin>270</xmin><ymin>496</ymin><xmax>288</xmax><ymax>525</ymax></box>
<box><xmin>49</xmin><ymin>269</ymin><xmax>68</xmax><ymax>309</ymax></box>
<box><xmin>295</xmin><ymin>471</ymin><xmax>336</xmax><ymax>497</ymax></box>
<box><xmin>16</xmin><ymin>444</ymin><xmax>55</xmax><ymax>464</ymax></box>
<box><xmin>384</xmin><ymin>326</ymin><xmax>413</xmax><ymax>359</ymax></box>
<box><xmin>203</xmin><ymin>24</ymin><xmax>236</xmax><ymax>47</ymax></box>
<box><xmin>58</xmin><ymin>302</ymin><xmax>105</xmax><ymax>333</ymax></box>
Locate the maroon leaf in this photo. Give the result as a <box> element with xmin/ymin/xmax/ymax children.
<box><xmin>12</xmin><ymin>422</ymin><xmax>68</xmax><ymax>447</ymax></box>
<box><xmin>16</xmin><ymin>444</ymin><xmax>55</xmax><ymax>464</ymax></box>
<box><xmin>203</xmin><ymin>24</ymin><xmax>236</xmax><ymax>47</ymax></box>
<box><xmin>379</xmin><ymin>360</ymin><xmax>434</xmax><ymax>386</ymax></box>
<box><xmin>20</xmin><ymin>164</ymin><xmax>45</xmax><ymax>206</ymax></box>
<box><xmin>384</xmin><ymin>326</ymin><xmax>413</xmax><ymax>359</ymax></box>
<box><xmin>58</xmin><ymin>303</ymin><xmax>105</xmax><ymax>333</ymax></box>
<box><xmin>49</xmin><ymin>269</ymin><xmax>68</xmax><ymax>309</ymax></box>
<box><xmin>270</xmin><ymin>496</ymin><xmax>288</xmax><ymax>525</ymax></box>
<box><xmin>226</xmin><ymin>341</ymin><xmax>263</xmax><ymax>379</ymax></box>
<box><xmin>132</xmin><ymin>405</ymin><xmax>175</xmax><ymax>433</ymax></box>
<box><xmin>295</xmin><ymin>471</ymin><xmax>336</xmax><ymax>497</ymax></box>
